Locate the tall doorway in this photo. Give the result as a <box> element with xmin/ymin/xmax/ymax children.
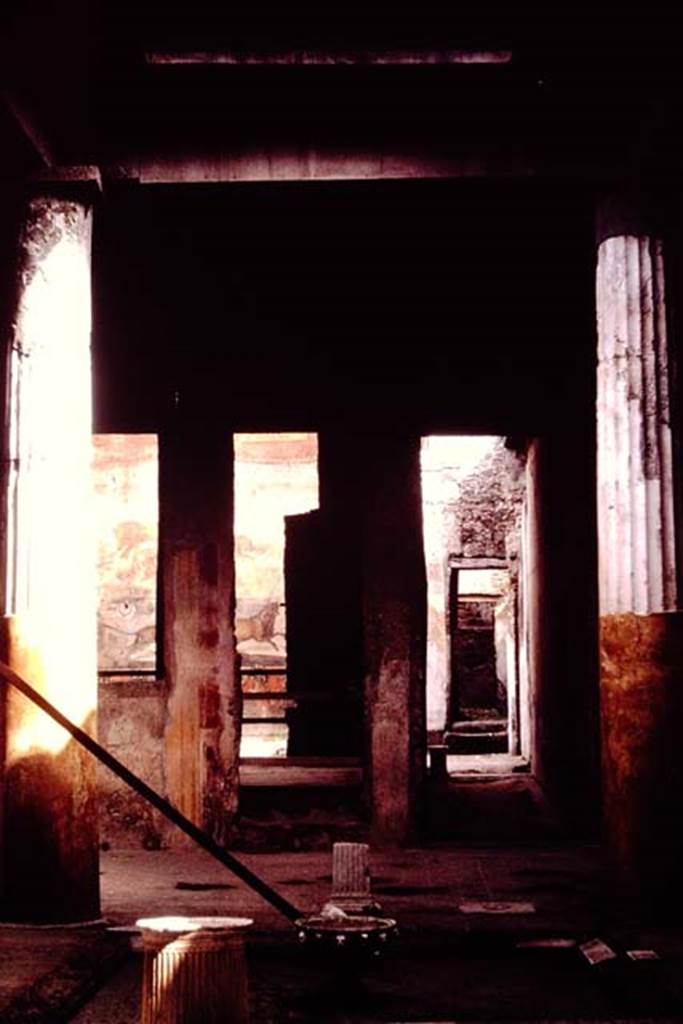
<box><xmin>421</xmin><ymin>435</ymin><xmax>527</xmax><ymax>772</ymax></box>
<box><xmin>233</xmin><ymin>432</ymin><xmax>319</xmax><ymax>757</ymax></box>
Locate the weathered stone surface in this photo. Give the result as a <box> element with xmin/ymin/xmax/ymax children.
<box><xmin>600</xmin><ymin>611</ymin><xmax>683</xmax><ymax>908</ymax></box>
<box><xmin>362</xmin><ymin>434</ymin><xmax>427</xmax><ymax>845</ymax></box>
<box><xmin>159</xmin><ymin>426</ymin><xmax>239</xmax><ymax>845</ymax></box>
<box><xmin>97</xmin><ymin>676</ymin><xmax>167</xmax><ymax>849</ymax></box>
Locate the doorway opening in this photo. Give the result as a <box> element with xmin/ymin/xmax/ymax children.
<box><xmin>421</xmin><ymin>434</ymin><xmax>527</xmax><ymax>774</ymax></box>
<box><xmin>233</xmin><ymin>432</ymin><xmax>319</xmax><ymax>758</ymax></box>
<box><xmin>447</xmin><ymin>561</ymin><xmax>516</xmax><ymax>753</ymax></box>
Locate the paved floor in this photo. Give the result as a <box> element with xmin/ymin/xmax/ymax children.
<box><xmin>0</xmin><ymin>924</ymin><xmax>128</xmax><ymax>1023</ymax></box>
<box><xmin>2</xmin><ymin>838</ymin><xmax>683</xmax><ymax>1021</ymax></box>
<box><xmin>99</xmin><ymin>842</ymin><xmax>607</xmax><ymax>934</ymax></box>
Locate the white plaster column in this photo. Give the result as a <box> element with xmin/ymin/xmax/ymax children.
<box><xmin>596</xmin><ymin>194</ymin><xmax>683</xmax><ymax>911</ymax></box>
<box><xmin>0</xmin><ymin>188</ymin><xmax>100</xmax><ymax>921</ymax></box>
<box><xmin>596</xmin><ymin>221</ymin><xmax>677</xmax><ymax>614</ymax></box>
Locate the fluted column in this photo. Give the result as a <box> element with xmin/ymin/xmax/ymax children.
<box><xmin>0</xmin><ymin>187</ymin><xmax>99</xmax><ymax>921</ymax></box>
<box><xmin>330</xmin><ymin>842</ymin><xmax>374</xmax><ymax>913</ymax></box>
<box><xmin>596</xmin><ymin>231</ymin><xmax>676</xmax><ymax>614</ymax></box>
<box><xmin>596</xmin><ymin>195</ymin><xmax>683</xmax><ymax>912</ymax></box>
<box><xmin>137</xmin><ymin>916</ymin><xmax>252</xmax><ymax>1024</ymax></box>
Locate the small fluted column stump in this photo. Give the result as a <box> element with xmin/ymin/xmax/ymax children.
<box><xmin>596</xmin><ymin>196</ymin><xmax>683</xmax><ymax>911</ymax></box>
<box><xmin>137</xmin><ymin>917</ymin><xmax>252</xmax><ymax>1024</ymax></box>
<box><xmin>330</xmin><ymin>842</ymin><xmax>376</xmax><ymax>914</ymax></box>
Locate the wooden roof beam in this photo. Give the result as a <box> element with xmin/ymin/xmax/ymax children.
<box><xmin>145</xmin><ymin>48</ymin><xmax>512</xmax><ymax>66</ymax></box>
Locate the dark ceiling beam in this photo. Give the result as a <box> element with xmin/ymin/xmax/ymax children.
<box><xmin>117</xmin><ymin>141</ymin><xmax>620</xmax><ymax>186</ymax></box>
<box><xmin>145</xmin><ymin>48</ymin><xmax>512</xmax><ymax>66</ymax></box>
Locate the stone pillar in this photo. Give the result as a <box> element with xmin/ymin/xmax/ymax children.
<box><xmin>362</xmin><ymin>434</ymin><xmax>427</xmax><ymax>845</ymax></box>
<box><xmin>596</xmin><ymin>194</ymin><xmax>683</xmax><ymax>908</ymax></box>
<box><xmin>0</xmin><ymin>189</ymin><xmax>99</xmax><ymax>921</ymax></box>
<box><xmin>159</xmin><ymin>425</ymin><xmax>240</xmax><ymax>844</ymax></box>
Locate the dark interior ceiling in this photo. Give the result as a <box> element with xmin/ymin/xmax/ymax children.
<box><xmin>93</xmin><ymin>178</ymin><xmax>595</xmax><ymax>434</ymax></box>
<box><xmin>2</xmin><ymin>1</ymin><xmax>681</xmax><ymax>169</ymax></box>
<box><xmin>2</xmin><ymin>2</ymin><xmax>678</xmax><ymax>436</ymax></box>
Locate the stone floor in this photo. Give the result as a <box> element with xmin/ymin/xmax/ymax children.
<box><xmin>0</xmin><ymin>924</ymin><xmax>128</xmax><ymax>1022</ymax></box>
<box><xmin>99</xmin><ymin>842</ymin><xmax>605</xmax><ymax>933</ymax></box>
<box><xmin>2</xmin><ymin>763</ymin><xmax>682</xmax><ymax>1022</ymax></box>
<box><xmin>55</xmin><ymin>841</ymin><xmax>683</xmax><ymax>1021</ymax></box>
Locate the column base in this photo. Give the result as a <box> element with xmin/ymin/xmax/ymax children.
<box><xmin>137</xmin><ymin>916</ymin><xmax>252</xmax><ymax>1024</ymax></box>
<box><xmin>600</xmin><ymin>611</ymin><xmax>683</xmax><ymax>916</ymax></box>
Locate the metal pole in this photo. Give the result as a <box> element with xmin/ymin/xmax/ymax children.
<box><xmin>0</xmin><ymin>659</ymin><xmax>303</xmax><ymax>923</ymax></box>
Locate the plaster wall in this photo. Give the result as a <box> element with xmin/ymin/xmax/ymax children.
<box><xmin>97</xmin><ymin>678</ymin><xmax>168</xmax><ymax>849</ymax></box>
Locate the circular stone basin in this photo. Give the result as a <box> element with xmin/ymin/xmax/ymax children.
<box><xmin>451</xmin><ymin>719</ymin><xmax>506</xmax><ymax>736</ymax></box>
<box><xmin>445</xmin><ymin>719</ymin><xmax>508</xmax><ymax>754</ymax></box>
<box><xmin>295</xmin><ymin>914</ymin><xmax>397</xmax><ymax>961</ymax></box>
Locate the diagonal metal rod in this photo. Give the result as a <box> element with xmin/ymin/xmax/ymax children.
<box><xmin>0</xmin><ymin>659</ymin><xmax>303</xmax><ymax>923</ymax></box>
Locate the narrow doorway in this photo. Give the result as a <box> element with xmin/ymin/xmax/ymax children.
<box><xmin>421</xmin><ymin>435</ymin><xmax>527</xmax><ymax>774</ymax></box>
<box><xmin>233</xmin><ymin>432</ymin><xmax>319</xmax><ymax>758</ymax></box>
<box><xmin>447</xmin><ymin>562</ymin><xmax>519</xmax><ymax>758</ymax></box>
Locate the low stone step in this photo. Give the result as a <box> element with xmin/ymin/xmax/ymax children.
<box><xmin>444</xmin><ymin>718</ymin><xmax>508</xmax><ymax>755</ymax></box>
